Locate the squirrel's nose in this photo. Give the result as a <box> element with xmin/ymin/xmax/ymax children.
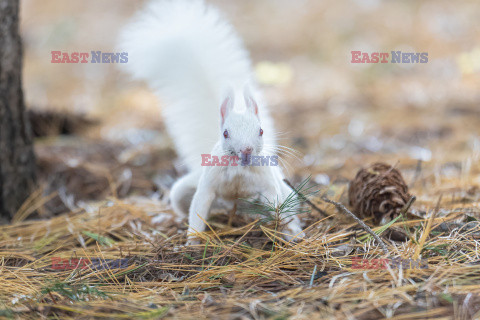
<box><xmin>240</xmin><ymin>147</ymin><xmax>253</xmax><ymax>156</ymax></box>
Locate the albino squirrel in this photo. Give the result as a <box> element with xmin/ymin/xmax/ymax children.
<box><xmin>119</xmin><ymin>0</ymin><xmax>304</xmax><ymax>243</ymax></box>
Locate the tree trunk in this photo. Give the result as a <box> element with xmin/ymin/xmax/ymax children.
<box><xmin>0</xmin><ymin>0</ymin><xmax>36</xmax><ymax>221</ymax></box>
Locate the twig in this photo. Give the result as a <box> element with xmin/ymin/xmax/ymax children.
<box><xmin>410</xmin><ymin>160</ymin><xmax>423</xmax><ymax>187</ymax></box>
<box><xmin>398</xmin><ymin>195</ymin><xmax>417</xmax><ymax>240</ymax></box>
<box><xmin>283</xmin><ymin>179</ymin><xmax>327</xmax><ymax>217</ymax></box>
<box><xmin>48</xmin><ymin>291</ymin><xmax>56</xmax><ymax>304</ymax></box>
<box><xmin>399</xmin><ymin>196</ymin><xmax>416</xmax><ymax>216</ymax></box>
<box><xmin>320</xmin><ymin>196</ymin><xmax>389</xmax><ymax>255</ymax></box>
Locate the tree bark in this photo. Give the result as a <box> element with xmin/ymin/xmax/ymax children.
<box><xmin>0</xmin><ymin>0</ymin><xmax>36</xmax><ymax>221</ymax></box>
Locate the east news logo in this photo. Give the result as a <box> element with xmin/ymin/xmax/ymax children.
<box><xmin>351</xmin><ymin>51</ymin><xmax>428</xmax><ymax>63</ymax></box>
<box><xmin>51</xmin><ymin>51</ymin><xmax>128</xmax><ymax>63</ymax></box>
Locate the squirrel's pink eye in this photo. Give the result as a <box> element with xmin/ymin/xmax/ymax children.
<box><xmin>223</xmin><ymin>129</ymin><xmax>229</xmax><ymax>139</ymax></box>
<box><xmin>259</xmin><ymin>128</ymin><xmax>263</xmax><ymax>136</ymax></box>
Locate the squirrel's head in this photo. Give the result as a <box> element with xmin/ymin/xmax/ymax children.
<box><xmin>220</xmin><ymin>87</ymin><xmax>263</xmax><ymax>161</ymax></box>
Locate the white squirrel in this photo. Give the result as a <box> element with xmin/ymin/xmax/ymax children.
<box><xmin>119</xmin><ymin>0</ymin><xmax>304</xmax><ymax>243</ymax></box>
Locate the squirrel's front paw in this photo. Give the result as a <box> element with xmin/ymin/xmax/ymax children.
<box><xmin>282</xmin><ymin>220</ymin><xmax>305</xmax><ymax>242</ymax></box>
<box><xmin>282</xmin><ymin>232</ymin><xmax>305</xmax><ymax>242</ymax></box>
<box><xmin>185</xmin><ymin>236</ymin><xmax>200</xmax><ymax>246</ymax></box>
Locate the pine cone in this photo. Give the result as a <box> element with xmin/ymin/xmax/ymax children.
<box><xmin>348</xmin><ymin>163</ymin><xmax>411</xmax><ymax>225</ymax></box>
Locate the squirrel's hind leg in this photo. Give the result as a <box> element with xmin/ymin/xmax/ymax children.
<box><xmin>170</xmin><ymin>171</ymin><xmax>201</xmax><ymax>218</ymax></box>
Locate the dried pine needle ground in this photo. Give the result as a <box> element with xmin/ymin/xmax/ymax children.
<box><xmin>2</xmin><ymin>161</ymin><xmax>480</xmax><ymax>319</ymax></box>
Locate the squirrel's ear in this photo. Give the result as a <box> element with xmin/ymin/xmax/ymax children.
<box><xmin>244</xmin><ymin>86</ymin><xmax>258</xmax><ymax>116</ymax></box>
<box><xmin>220</xmin><ymin>88</ymin><xmax>234</xmax><ymax>125</ymax></box>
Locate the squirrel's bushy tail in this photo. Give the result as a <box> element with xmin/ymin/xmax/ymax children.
<box><xmin>118</xmin><ymin>0</ymin><xmax>254</xmax><ymax>170</ymax></box>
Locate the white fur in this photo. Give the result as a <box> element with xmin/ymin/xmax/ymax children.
<box><xmin>118</xmin><ymin>0</ymin><xmax>303</xmax><ymax>242</ymax></box>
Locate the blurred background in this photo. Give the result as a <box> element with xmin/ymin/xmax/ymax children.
<box><xmin>20</xmin><ymin>0</ymin><xmax>480</xmax><ymax>216</ymax></box>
